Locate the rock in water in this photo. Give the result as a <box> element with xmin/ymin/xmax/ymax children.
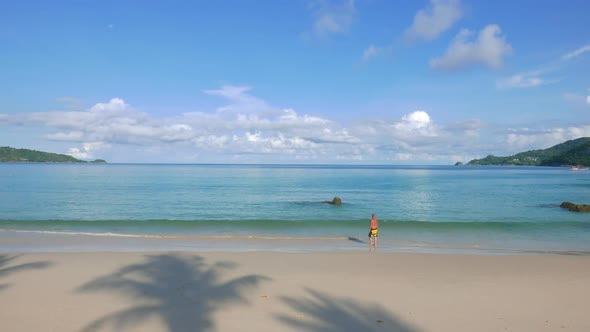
<box><xmin>560</xmin><ymin>201</ymin><xmax>590</xmax><ymax>212</ymax></box>
<box><xmin>324</xmin><ymin>197</ymin><xmax>342</xmax><ymax>205</ymax></box>
<box><xmin>560</xmin><ymin>202</ymin><xmax>576</xmax><ymax>210</ymax></box>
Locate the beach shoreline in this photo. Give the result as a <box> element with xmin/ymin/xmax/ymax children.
<box><xmin>1</xmin><ymin>250</ymin><xmax>589</xmax><ymax>331</ymax></box>
<box><xmin>3</xmin><ymin>229</ymin><xmax>590</xmax><ymax>256</ymax></box>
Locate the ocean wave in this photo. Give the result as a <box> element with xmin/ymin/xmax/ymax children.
<box><xmin>0</xmin><ymin>228</ymin><xmax>349</xmax><ymax>241</ymax></box>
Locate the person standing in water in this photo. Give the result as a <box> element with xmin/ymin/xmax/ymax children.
<box><xmin>368</xmin><ymin>213</ymin><xmax>378</xmax><ymax>251</ymax></box>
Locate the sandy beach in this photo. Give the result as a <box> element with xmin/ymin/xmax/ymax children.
<box><xmin>1</xmin><ymin>251</ymin><xmax>589</xmax><ymax>332</ymax></box>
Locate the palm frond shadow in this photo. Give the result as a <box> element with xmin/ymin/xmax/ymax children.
<box><xmin>275</xmin><ymin>288</ymin><xmax>419</xmax><ymax>332</ymax></box>
<box><xmin>76</xmin><ymin>254</ymin><xmax>270</xmax><ymax>332</ymax></box>
<box><xmin>0</xmin><ymin>254</ymin><xmax>53</xmax><ymax>291</ymax></box>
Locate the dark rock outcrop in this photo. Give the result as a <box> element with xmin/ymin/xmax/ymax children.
<box><xmin>324</xmin><ymin>197</ymin><xmax>342</xmax><ymax>205</ymax></box>
<box><xmin>560</xmin><ymin>201</ymin><xmax>590</xmax><ymax>212</ymax></box>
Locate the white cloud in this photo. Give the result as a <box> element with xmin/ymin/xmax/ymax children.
<box><xmin>430</xmin><ymin>24</ymin><xmax>512</xmax><ymax>71</ymax></box>
<box><xmin>203</xmin><ymin>85</ymin><xmax>251</xmax><ymax>100</ymax></box>
<box><xmin>203</xmin><ymin>85</ymin><xmax>270</xmax><ymax>113</ymax></box>
<box><xmin>46</xmin><ymin>131</ymin><xmax>85</xmax><ymax>141</ymax></box>
<box><xmin>3</xmin><ymin>86</ymin><xmax>588</xmax><ymax>164</ymax></box>
<box><xmin>346</xmin><ymin>111</ymin><xmax>495</xmax><ymax>162</ymax></box>
<box><xmin>7</xmin><ymin>98</ymin><xmax>180</xmax><ymax>145</ymax></box>
<box><xmin>363</xmin><ymin>45</ymin><xmax>379</xmax><ymax>62</ymax></box>
<box><xmin>568</xmin><ymin>125</ymin><xmax>590</xmax><ymax>138</ymax></box>
<box><xmin>90</xmin><ymin>98</ymin><xmax>128</xmax><ymax>112</ymax></box>
<box><xmin>405</xmin><ymin>0</ymin><xmax>463</xmax><ymax>41</ymax></box>
<box><xmin>83</xmin><ymin>142</ymin><xmax>109</xmax><ymax>152</ymax></box>
<box><xmin>67</xmin><ymin>147</ymin><xmax>90</xmax><ymax>159</ymax></box>
<box><xmin>443</xmin><ymin>120</ymin><xmax>485</xmax><ymax>137</ymax></box>
<box><xmin>561</xmin><ymin>44</ymin><xmax>590</xmax><ymax>60</ymax></box>
<box><xmin>309</xmin><ymin>0</ymin><xmax>355</xmax><ymax>37</ymax></box>
<box><xmin>389</xmin><ymin>110</ymin><xmax>439</xmax><ymax>139</ymax></box>
<box><xmin>362</xmin><ymin>45</ymin><xmax>391</xmax><ymax>62</ymax></box>
<box><xmin>353</xmin><ymin>111</ymin><xmax>442</xmax><ymax>140</ymax></box>
<box><xmin>3</xmin><ymin>89</ymin><xmax>360</xmax><ymax>160</ymax></box>
<box><xmin>563</xmin><ymin>92</ymin><xmax>590</xmax><ymax>110</ymax></box>
<box><xmin>505</xmin><ymin>127</ymin><xmax>590</xmax><ymax>151</ymax></box>
<box><xmin>246</xmin><ymin>131</ymin><xmax>261</xmax><ymax>143</ymax></box>
<box><xmin>398</xmin><ymin>111</ymin><xmax>433</xmax><ymax>131</ymax></box>
<box><xmin>497</xmin><ymin>67</ymin><xmax>561</xmax><ymax>89</ymax></box>
<box><xmin>67</xmin><ymin>142</ymin><xmax>110</xmax><ymax>160</ymax></box>
<box><xmin>497</xmin><ymin>73</ymin><xmax>544</xmax><ymax>89</ymax></box>
<box><xmin>563</xmin><ymin>93</ymin><xmax>584</xmax><ymax>103</ymax></box>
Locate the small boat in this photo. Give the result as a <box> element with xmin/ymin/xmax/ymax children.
<box><xmin>571</xmin><ymin>166</ymin><xmax>589</xmax><ymax>171</ymax></box>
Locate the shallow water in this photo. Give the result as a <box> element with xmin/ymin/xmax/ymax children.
<box><xmin>1</xmin><ymin>164</ymin><xmax>589</xmax><ymax>253</ymax></box>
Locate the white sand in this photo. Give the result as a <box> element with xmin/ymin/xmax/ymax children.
<box><xmin>1</xmin><ymin>251</ymin><xmax>589</xmax><ymax>331</ymax></box>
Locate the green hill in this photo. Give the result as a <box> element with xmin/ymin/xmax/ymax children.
<box><xmin>0</xmin><ymin>146</ymin><xmax>107</xmax><ymax>163</ymax></box>
<box><xmin>466</xmin><ymin>137</ymin><xmax>590</xmax><ymax>166</ymax></box>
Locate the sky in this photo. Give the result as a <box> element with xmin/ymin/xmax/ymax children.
<box><xmin>1</xmin><ymin>0</ymin><xmax>589</xmax><ymax>164</ymax></box>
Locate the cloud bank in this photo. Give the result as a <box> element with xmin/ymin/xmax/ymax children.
<box><xmin>1</xmin><ymin>86</ymin><xmax>588</xmax><ymax>163</ymax></box>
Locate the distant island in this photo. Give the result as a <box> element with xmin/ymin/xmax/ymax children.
<box><xmin>0</xmin><ymin>146</ymin><xmax>106</xmax><ymax>163</ymax></box>
<box><xmin>463</xmin><ymin>137</ymin><xmax>590</xmax><ymax>167</ymax></box>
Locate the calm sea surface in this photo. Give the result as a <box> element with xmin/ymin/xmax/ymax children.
<box><xmin>1</xmin><ymin>164</ymin><xmax>589</xmax><ymax>253</ymax></box>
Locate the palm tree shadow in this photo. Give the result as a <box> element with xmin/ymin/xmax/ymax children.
<box><xmin>0</xmin><ymin>254</ymin><xmax>53</xmax><ymax>291</ymax></box>
<box><xmin>275</xmin><ymin>288</ymin><xmax>419</xmax><ymax>332</ymax></box>
<box><xmin>76</xmin><ymin>254</ymin><xmax>270</xmax><ymax>332</ymax></box>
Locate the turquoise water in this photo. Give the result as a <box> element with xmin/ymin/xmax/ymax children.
<box><xmin>1</xmin><ymin>164</ymin><xmax>589</xmax><ymax>253</ymax></box>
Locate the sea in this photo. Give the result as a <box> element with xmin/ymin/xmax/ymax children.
<box><xmin>0</xmin><ymin>163</ymin><xmax>589</xmax><ymax>254</ymax></box>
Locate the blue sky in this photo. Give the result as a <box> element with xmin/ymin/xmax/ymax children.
<box><xmin>1</xmin><ymin>0</ymin><xmax>589</xmax><ymax>163</ymax></box>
